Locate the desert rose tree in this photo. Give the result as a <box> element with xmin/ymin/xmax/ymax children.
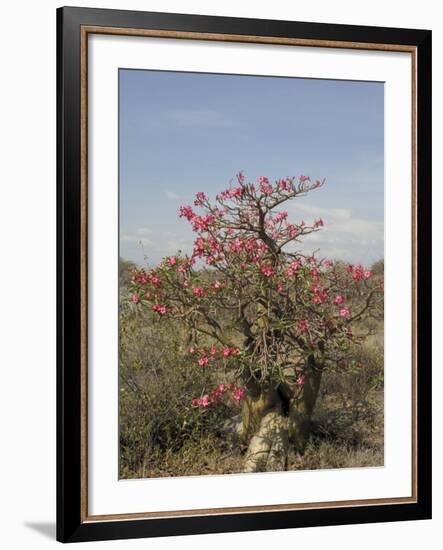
<box><xmin>128</xmin><ymin>173</ymin><xmax>383</xmax><ymax>472</ymax></box>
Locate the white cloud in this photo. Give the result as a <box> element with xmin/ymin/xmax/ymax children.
<box><xmin>121</xmin><ymin>206</ymin><xmax>383</xmax><ymax>268</ymax></box>
<box><xmin>135</xmin><ymin>227</ymin><xmax>152</xmax><ymax>236</ymax></box>
<box><xmin>121</xmin><ymin>227</ymin><xmax>153</xmax><ymax>247</ymax></box>
<box><xmin>286</xmin><ymin>203</ymin><xmax>383</xmax><ymax>265</ymax></box>
<box><xmin>165</xmin><ymin>190</ymin><xmax>180</xmax><ymax>200</ymax></box>
<box><xmin>121</xmin><ymin>234</ymin><xmax>152</xmax><ymax>247</ymax></box>
<box><xmin>120</xmin><ymin>226</ymin><xmax>195</xmax><ymax>266</ymax></box>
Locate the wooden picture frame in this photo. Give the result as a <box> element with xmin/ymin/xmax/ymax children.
<box><xmin>57</xmin><ymin>6</ymin><xmax>432</xmax><ymax>543</ymax></box>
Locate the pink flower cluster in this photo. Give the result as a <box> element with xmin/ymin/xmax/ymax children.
<box><xmin>190</xmin><ymin>345</ymin><xmax>240</xmax><ymax>367</ymax></box>
<box><xmin>232</xmin><ymin>387</ymin><xmax>245</xmax><ymax>401</ymax></box>
<box><xmin>339</xmin><ymin>307</ymin><xmax>351</xmax><ymax>318</ymax></box>
<box><xmin>312</xmin><ymin>286</ymin><xmax>328</xmax><ymax>304</ymax></box>
<box><xmin>194</xmin><ymin>191</ymin><xmax>206</xmax><ymax>205</ymax></box>
<box><xmin>261</xmin><ymin>265</ymin><xmax>275</xmax><ymax>277</ymax></box>
<box><xmin>286</xmin><ymin>224</ymin><xmax>298</xmax><ymax>239</ymax></box>
<box><xmin>333</xmin><ymin>294</ymin><xmax>345</xmax><ymax>305</ymax></box>
<box><xmin>179</xmin><ymin>204</ymin><xmax>217</xmax><ymax>232</ymax></box>
<box><xmin>152</xmin><ymin>304</ymin><xmax>168</xmax><ymax>315</ymax></box>
<box><xmin>278</xmin><ymin>178</ymin><xmax>292</xmax><ymax>191</ymax></box>
<box><xmin>218</xmin><ymin>186</ymin><xmax>244</xmax><ymax>200</ymax></box>
<box><xmin>287</xmin><ymin>259</ymin><xmax>302</xmax><ymax>277</ymax></box>
<box><xmin>192</xmin><ymin>287</ymin><xmax>204</xmax><ymax>298</ymax></box>
<box><xmin>192</xmin><ymin>383</ymin><xmax>246</xmax><ymax>408</ymax></box>
<box><xmin>259</xmin><ymin>176</ymin><xmax>272</xmax><ymax>196</ymax></box>
<box><xmin>131</xmin><ymin>270</ymin><xmax>161</xmax><ymax>287</ymax></box>
<box><xmin>347</xmin><ymin>264</ymin><xmax>373</xmax><ymax>281</ymax></box>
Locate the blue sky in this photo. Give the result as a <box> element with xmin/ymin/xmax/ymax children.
<box><xmin>119</xmin><ymin>69</ymin><xmax>384</xmax><ymax>267</ymax></box>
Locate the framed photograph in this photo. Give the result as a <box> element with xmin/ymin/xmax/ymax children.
<box><xmin>57</xmin><ymin>6</ymin><xmax>432</xmax><ymax>543</ymax></box>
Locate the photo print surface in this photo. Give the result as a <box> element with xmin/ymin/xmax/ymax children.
<box><xmin>119</xmin><ymin>69</ymin><xmax>384</xmax><ymax>480</ymax></box>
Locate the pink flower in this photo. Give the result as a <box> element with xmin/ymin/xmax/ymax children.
<box><xmin>353</xmin><ymin>264</ymin><xmax>364</xmax><ymax>281</ymax></box>
<box><xmin>230</xmin><ymin>347</ymin><xmax>239</xmax><ymax>355</ymax></box>
<box><xmin>260</xmin><ymin>183</ymin><xmax>273</xmax><ymax>195</ymax></box>
<box><xmin>199</xmin><ymin>395</ymin><xmax>210</xmax><ymax>408</ymax></box>
<box><xmin>218</xmin><ymin>383</ymin><xmax>227</xmax><ymax>393</ymax></box>
<box><xmin>198</xmin><ymin>356</ymin><xmax>209</xmax><ymax>367</ymax></box>
<box><xmin>232</xmin><ymin>387</ymin><xmax>245</xmax><ymax>401</ymax></box>
<box><xmin>295</xmin><ymin>376</ymin><xmax>305</xmax><ymax>386</ymax></box>
<box><xmin>312</xmin><ymin>290</ymin><xmax>328</xmax><ymax>304</ymax></box>
<box><xmin>314</xmin><ymin>218</ymin><xmax>324</xmax><ymax>227</ymax></box>
<box><xmin>364</xmin><ymin>270</ymin><xmax>373</xmax><ymax>280</ymax></box>
<box><xmin>196</xmin><ymin>191</ymin><xmax>206</xmax><ymax>201</ymax></box>
<box><xmin>131</xmin><ymin>293</ymin><xmax>139</xmax><ymax>304</ymax></box>
<box><xmin>299</xmin><ymin>175</ymin><xmax>310</xmax><ymax>183</ymax></box>
<box><xmin>213</xmin><ymin>280</ymin><xmax>222</xmax><ymax>289</ymax></box>
<box><xmin>339</xmin><ymin>308</ymin><xmax>351</xmax><ymax>318</ymax></box>
<box><xmin>229</xmin><ymin>238</ymin><xmax>244</xmax><ymax>254</ymax></box>
<box><xmin>152</xmin><ymin>304</ymin><xmax>167</xmax><ymax>315</ymax></box>
<box><xmin>210</xmin><ymin>347</ymin><xmax>218</xmax><ymax>356</ymax></box>
<box><xmin>145</xmin><ymin>291</ymin><xmax>153</xmax><ymax>299</ymax></box>
<box><xmin>273</xmin><ymin>211</ymin><xmax>288</xmax><ymax>223</ymax></box>
<box><xmin>167</xmin><ymin>256</ymin><xmax>177</xmax><ymax>267</ymax></box>
<box><xmin>257</xmin><ymin>176</ymin><xmax>269</xmax><ymax>184</ymax></box>
<box><xmin>189</xmin><ymin>346</ymin><xmax>196</xmax><ymax>354</ymax></box>
<box><xmin>179</xmin><ymin>205</ymin><xmax>194</xmax><ymax>220</ymax></box>
<box><xmin>287</xmin><ymin>259</ymin><xmax>301</xmax><ymax>277</ymax></box>
<box><xmin>150</xmin><ymin>276</ymin><xmax>161</xmax><ymax>287</ymax></box>
<box><xmin>333</xmin><ymin>294</ymin><xmax>345</xmax><ymax>305</ymax></box>
<box><xmin>277</xmin><ymin>284</ymin><xmax>285</xmax><ymax>293</ymax></box>
<box><xmin>192</xmin><ymin>287</ymin><xmax>204</xmax><ymax>297</ymax></box>
<box><xmin>222</xmin><ymin>348</ymin><xmax>231</xmax><ymax>359</ymax></box>
<box><xmin>183</xmin><ymin>279</ymin><xmax>189</xmax><ymax>288</ymax></box>
<box><xmin>261</xmin><ymin>265</ymin><xmax>275</xmax><ymax>277</ymax></box>
<box><xmin>299</xmin><ymin>319</ymin><xmax>308</xmax><ymax>333</ymax></box>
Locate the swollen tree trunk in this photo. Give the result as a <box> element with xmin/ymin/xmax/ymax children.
<box><xmin>240</xmin><ymin>358</ymin><xmax>323</xmax><ymax>473</ymax></box>
<box><xmin>242</xmin><ymin>388</ymin><xmax>288</xmax><ymax>472</ymax></box>
<box><xmin>288</xmin><ymin>361</ymin><xmax>323</xmax><ymax>451</ymax></box>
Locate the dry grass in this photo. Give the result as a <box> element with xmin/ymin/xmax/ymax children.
<box><xmin>119</xmin><ymin>260</ymin><xmax>384</xmax><ymax>479</ymax></box>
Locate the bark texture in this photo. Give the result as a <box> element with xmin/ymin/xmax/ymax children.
<box><xmin>241</xmin><ymin>358</ymin><xmax>322</xmax><ymax>472</ymax></box>
<box><xmin>288</xmin><ymin>365</ymin><xmax>322</xmax><ymax>451</ymax></box>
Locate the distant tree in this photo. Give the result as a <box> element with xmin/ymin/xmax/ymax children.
<box><xmin>119</xmin><ymin>257</ymin><xmax>135</xmax><ymax>289</ymax></box>
<box><xmin>371</xmin><ymin>258</ymin><xmax>384</xmax><ymax>277</ymax></box>
<box><xmin>128</xmin><ymin>173</ymin><xmax>383</xmax><ymax>472</ymax></box>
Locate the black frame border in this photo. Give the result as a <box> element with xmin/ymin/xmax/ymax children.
<box><xmin>57</xmin><ymin>6</ymin><xmax>432</xmax><ymax>543</ymax></box>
